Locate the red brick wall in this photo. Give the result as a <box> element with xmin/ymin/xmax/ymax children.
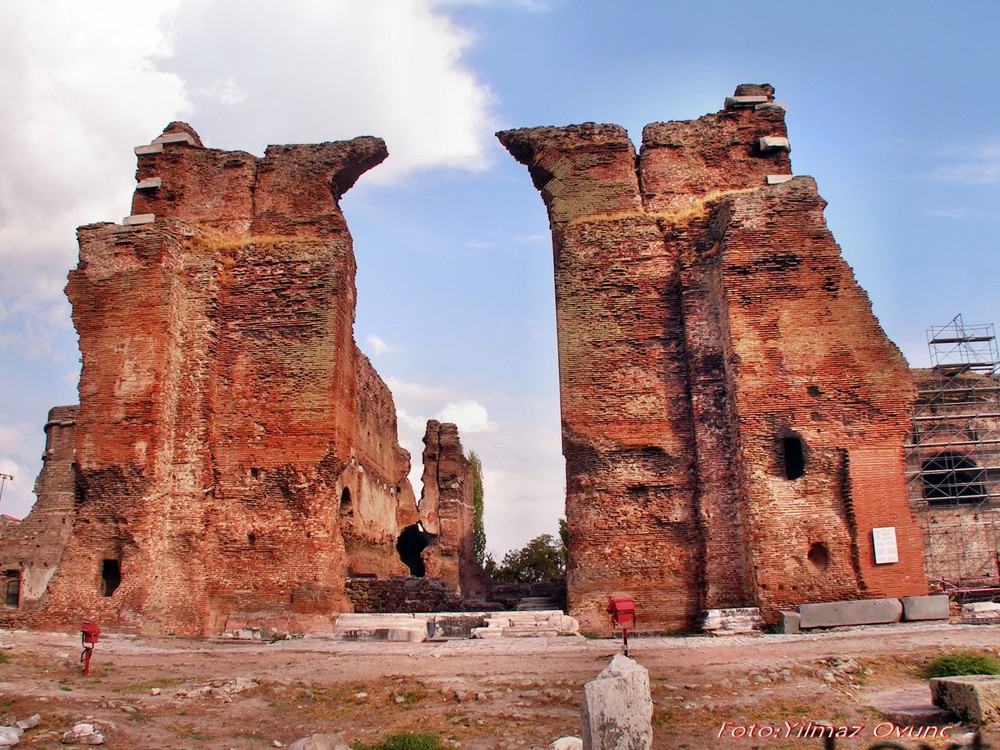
<box><xmin>501</xmin><ymin>85</ymin><xmax>927</xmax><ymax>632</ymax></box>
<box><xmin>17</xmin><ymin>124</ymin><xmax>419</xmax><ymax>635</ymax></box>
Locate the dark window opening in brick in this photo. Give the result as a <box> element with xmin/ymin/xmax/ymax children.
<box><xmin>396</xmin><ymin>524</ymin><xmax>428</xmax><ymax>577</ymax></box>
<box><xmin>340</xmin><ymin>487</ymin><xmax>353</xmax><ymax>518</ymax></box>
<box><xmin>4</xmin><ymin>571</ymin><xmax>19</xmax><ymax>607</ymax></box>
<box><xmin>782</xmin><ymin>437</ymin><xmax>805</xmax><ymax>480</ymax></box>
<box><xmin>807</xmin><ymin>542</ymin><xmax>829</xmax><ymax>571</ymax></box>
<box><xmin>101</xmin><ymin>559</ymin><xmax>121</xmax><ymax>597</ymax></box>
<box><xmin>922</xmin><ymin>452</ymin><xmax>986</xmax><ymax>504</ymax></box>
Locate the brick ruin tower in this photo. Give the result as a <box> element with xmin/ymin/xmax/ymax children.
<box><xmin>500</xmin><ymin>84</ymin><xmax>928</xmax><ymax>634</ymax></box>
<box><xmin>0</xmin><ymin>124</ymin><xmax>476</xmax><ymax>635</ymax></box>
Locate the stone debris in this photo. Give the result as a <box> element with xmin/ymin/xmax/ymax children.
<box><xmin>60</xmin><ymin>722</ymin><xmax>104</xmax><ymax>745</ymax></box>
<box><xmin>0</xmin><ymin>726</ymin><xmax>21</xmax><ymax>748</ymax></box>
<box><xmin>581</xmin><ymin>655</ymin><xmax>652</xmax><ymax>750</ymax></box>
<box><xmin>287</xmin><ymin>733</ymin><xmax>350</xmax><ymax>750</ymax></box>
<box><xmin>175</xmin><ymin>677</ymin><xmax>259</xmax><ymax>702</ymax></box>
<box><xmin>931</xmin><ymin>675</ymin><xmax>1000</xmax><ymax>724</ymax></box>
<box><xmin>548</xmin><ymin>738</ymin><xmax>583</xmax><ymax>750</ymax></box>
<box><xmin>962</xmin><ymin>602</ymin><xmax>1000</xmax><ymax>625</ymax></box>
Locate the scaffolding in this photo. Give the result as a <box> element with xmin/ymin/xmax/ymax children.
<box><xmin>904</xmin><ymin>314</ymin><xmax>1000</xmax><ymax>599</ymax></box>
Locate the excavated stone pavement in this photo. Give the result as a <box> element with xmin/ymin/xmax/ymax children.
<box><xmin>2</xmin><ymin>622</ymin><xmax>1000</xmax><ymax>749</ymax></box>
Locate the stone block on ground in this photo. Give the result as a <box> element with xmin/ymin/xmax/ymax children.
<box><xmin>797</xmin><ymin>598</ymin><xmax>902</xmax><ymax>629</ymax></box>
<box><xmin>901</xmin><ymin>594</ymin><xmax>949</xmax><ymax>622</ymax></box>
<box><xmin>962</xmin><ymin>602</ymin><xmax>1000</xmax><ymax>625</ymax></box>
<box><xmin>931</xmin><ymin>675</ymin><xmax>1000</xmax><ymax>724</ymax></box>
<box><xmin>779</xmin><ymin>611</ymin><xmax>800</xmax><ymax>634</ymax></box>
<box><xmin>549</xmin><ymin>738</ymin><xmax>583</xmax><ymax>750</ymax></box>
<box><xmin>288</xmin><ymin>733</ymin><xmax>350</xmax><ymax>750</ymax></box>
<box><xmin>582</xmin><ymin>654</ymin><xmax>652</xmax><ymax>750</ymax></box>
<box><xmin>701</xmin><ymin>607</ymin><xmax>763</xmax><ymax>635</ymax></box>
<box><xmin>867</xmin><ymin>687</ymin><xmax>959</xmax><ymax>727</ymax></box>
<box><xmin>331</xmin><ymin>614</ymin><xmax>429</xmax><ymax>642</ymax></box>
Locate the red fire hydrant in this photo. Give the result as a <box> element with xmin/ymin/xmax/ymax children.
<box><xmin>81</xmin><ymin>620</ymin><xmax>100</xmax><ymax>676</ymax></box>
<box><xmin>607</xmin><ymin>598</ymin><xmax>636</xmax><ymax>657</ymax></box>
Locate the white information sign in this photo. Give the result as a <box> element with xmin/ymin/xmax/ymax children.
<box><xmin>872</xmin><ymin>526</ymin><xmax>899</xmax><ymax>564</ymax></box>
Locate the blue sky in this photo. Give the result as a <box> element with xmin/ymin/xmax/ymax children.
<box><xmin>1</xmin><ymin>0</ymin><xmax>998</xmax><ymax>556</ymax></box>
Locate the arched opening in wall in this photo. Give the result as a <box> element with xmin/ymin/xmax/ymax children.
<box><xmin>782</xmin><ymin>436</ymin><xmax>805</xmax><ymax>480</ymax></box>
<box><xmin>396</xmin><ymin>524</ymin><xmax>429</xmax><ymax>577</ymax></box>
<box><xmin>340</xmin><ymin>487</ymin><xmax>354</xmax><ymax>519</ymax></box>
<box><xmin>807</xmin><ymin>542</ymin><xmax>830</xmax><ymax>572</ymax></box>
<box><xmin>4</xmin><ymin>571</ymin><xmax>19</xmax><ymax>607</ymax></box>
<box><xmin>922</xmin><ymin>452</ymin><xmax>986</xmax><ymax>504</ymax></box>
<box><xmin>101</xmin><ymin>560</ymin><xmax>121</xmax><ymax>597</ymax></box>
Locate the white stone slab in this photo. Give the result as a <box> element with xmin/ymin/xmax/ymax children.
<box><xmin>759</xmin><ymin>136</ymin><xmax>791</xmax><ymax>152</ymax></box>
<box><xmin>798</xmin><ymin>598</ymin><xmax>902</xmax><ymax>629</ymax></box>
<box><xmin>136</xmin><ymin>177</ymin><xmax>162</xmax><ymax>190</ymax></box>
<box><xmin>766</xmin><ymin>174</ymin><xmax>794</xmax><ymax>185</ymax></box>
<box><xmin>755</xmin><ymin>102</ymin><xmax>788</xmax><ymax>111</ymax></box>
<box><xmin>154</xmin><ymin>132</ymin><xmax>197</xmax><ymax>146</ymax></box>
<box><xmin>134</xmin><ymin>143</ymin><xmax>164</xmax><ymax>156</ymax></box>
<box><xmin>725</xmin><ymin>95</ymin><xmax>769</xmax><ymax>109</ymax></box>
<box><xmin>123</xmin><ymin>213</ymin><xmax>155</xmax><ymax>226</ymax></box>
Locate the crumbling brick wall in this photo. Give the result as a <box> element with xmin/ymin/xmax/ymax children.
<box><xmin>418</xmin><ymin>420</ymin><xmax>484</xmax><ymax>596</ymax></box>
<box><xmin>0</xmin><ymin>406</ymin><xmax>78</xmax><ymax>621</ymax></box>
<box><xmin>501</xmin><ymin>84</ymin><xmax>927</xmax><ymax>633</ymax></box>
<box><xmin>7</xmin><ymin>124</ymin><xmax>424</xmax><ymax>635</ymax></box>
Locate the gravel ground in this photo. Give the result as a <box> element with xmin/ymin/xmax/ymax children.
<box><xmin>1</xmin><ymin>622</ymin><xmax>999</xmax><ymax>749</ymax></box>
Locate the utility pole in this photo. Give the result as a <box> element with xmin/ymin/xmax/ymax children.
<box><xmin>0</xmin><ymin>473</ymin><xmax>13</xmax><ymax>512</ymax></box>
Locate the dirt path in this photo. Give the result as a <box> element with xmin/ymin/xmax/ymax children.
<box><xmin>2</xmin><ymin>622</ymin><xmax>999</xmax><ymax>749</ymax></box>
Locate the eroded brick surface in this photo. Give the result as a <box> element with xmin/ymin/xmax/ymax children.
<box><xmin>0</xmin><ymin>124</ymin><xmax>459</xmax><ymax>635</ymax></box>
<box><xmin>500</xmin><ymin>86</ymin><xmax>927</xmax><ymax>634</ymax></box>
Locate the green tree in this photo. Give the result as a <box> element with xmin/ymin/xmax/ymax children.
<box><xmin>493</xmin><ymin>533</ymin><xmax>565</xmax><ymax>583</ymax></box>
<box><xmin>468</xmin><ymin>450</ymin><xmax>487</xmax><ymax>567</ymax></box>
<box><xmin>558</xmin><ymin>517</ymin><xmax>568</xmax><ymax>561</ymax></box>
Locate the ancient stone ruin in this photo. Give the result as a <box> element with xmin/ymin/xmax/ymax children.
<box><xmin>3</xmin><ymin>85</ymin><xmax>998</xmax><ymax>639</ymax></box>
<box><xmin>500</xmin><ymin>84</ymin><xmax>929</xmax><ymax>634</ymax></box>
<box><xmin>0</xmin><ymin>124</ymin><xmax>479</xmax><ymax>635</ymax></box>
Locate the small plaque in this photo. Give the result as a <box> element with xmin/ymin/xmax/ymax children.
<box><xmin>872</xmin><ymin>527</ymin><xmax>899</xmax><ymax>564</ymax></box>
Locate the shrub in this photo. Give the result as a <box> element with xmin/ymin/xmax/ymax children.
<box><xmin>352</xmin><ymin>732</ymin><xmax>445</xmax><ymax>750</ymax></box>
<box><xmin>919</xmin><ymin>651</ymin><xmax>1000</xmax><ymax>679</ymax></box>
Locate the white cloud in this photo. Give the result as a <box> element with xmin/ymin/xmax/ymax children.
<box><xmin>513</xmin><ymin>233</ymin><xmax>547</xmax><ymax>243</ymax></box>
<box><xmin>0</xmin><ymin>0</ymin><xmax>189</xmax><ymax>360</ymax></box>
<box><xmin>0</xmin><ymin>421</ymin><xmax>42</xmax><ymax>519</ymax></box>
<box><xmin>435</xmin><ymin>399</ymin><xmax>498</xmax><ymax>433</ymax></box>
<box><xmin>0</xmin><ymin>0</ymin><xmax>494</xmax><ymax>370</ymax></box>
<box><xmin>929</xmin><ymin>142</ymin><xmax>1000</xmax><ymax>184</ymax></box>
<box><xmin>195</xmin><ymin>76</ymin><xmax>248</xmax><ymax>106</ymax></box>
<box><xmin>385</xmin><ymin>376</ymin><xmax>455</xmax><ymax>407</ymax></box>
<box><xmin>364</xmin><ymin>334</ymin><xmax>397</xmax><ymax>357</ymax></box>
<box><xmin>166</xmin><ymin>0</ymin><xmax>496</xmax><ymax>182</ymax></box>
<box><xmin>924</xmin><ymin>207</ymin><xmax>986</xmax><ymax>220</ymax></box>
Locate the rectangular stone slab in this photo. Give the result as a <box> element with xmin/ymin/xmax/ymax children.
<box><xmin>901</xmin><ymin>594</ymin><xmax>950</xmax><ymax>621</ymax></box>
<box><xmin>798</xmin><ymin>598</ymin><xmax>902</xmax><ymax>629</ymax></box>
<box><xmin>931</xmin><ymin>675</ymin><xmax>1000</xmax><ymax>724</ymax></box>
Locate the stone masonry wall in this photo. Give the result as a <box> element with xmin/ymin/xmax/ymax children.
<box><xmin>0</xmin><ymin>406</ymin><xmax>78</xmax><ymax>617</ymax></box>
<box><xmin>8</xmin><ymin>124</ymin><xmax>420</xmax><ymax>635</ymax></box>
<box><xmin>419</xmin><ymin>420</ymin><xmax>481</xmax><ymax>596</ymax></box>
<box><xmin>501</xmin><ymin>84</ymin><xmax>927</xmax><ymax>634</ymax></box>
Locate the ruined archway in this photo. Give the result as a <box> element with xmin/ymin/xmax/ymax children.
<box><xmin>396</xmin><ymin>524</ymin><xmax>429</xmax><ymax>577</ymax></box>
